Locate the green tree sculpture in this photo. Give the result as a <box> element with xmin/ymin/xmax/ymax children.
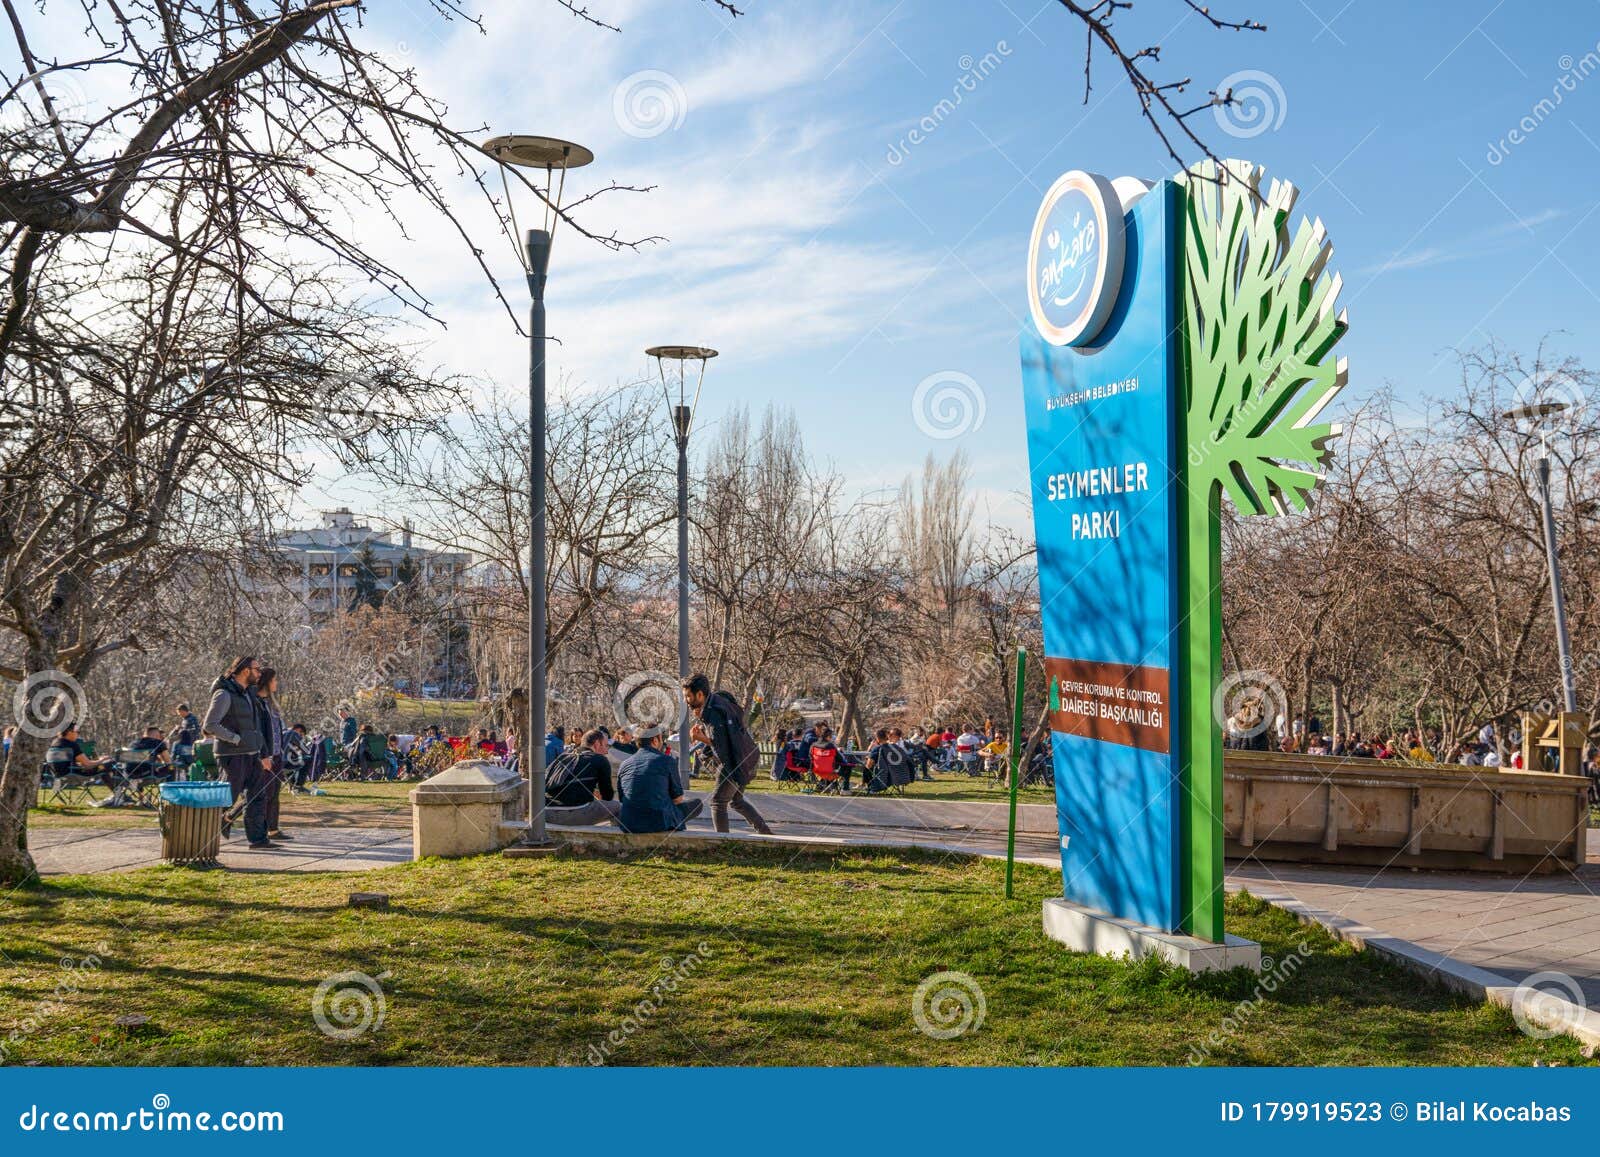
<box><xmin>1177</xmin><ymin>159</ymin><xmax>1348</xmax><ymax>940</ymax></box>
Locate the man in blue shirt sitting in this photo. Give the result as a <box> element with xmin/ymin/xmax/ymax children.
<box><xmin>616</xmin><ymin>730</ymin><xmax>703</xmax><ymax>834</ymax></box>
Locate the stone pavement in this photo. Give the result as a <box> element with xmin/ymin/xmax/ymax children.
<box><xmin>1229</xmin><ymin>834</ymin><xmax>1600</xmax><ymax>1008</ymax></box>
<box><xmin>30</xmin><ymin>825</ymin><xmax>412</xmax><ymax>875</ymax></box>
<box><xmin>27</xmin><ymin>797</ymin><xmax>1598</xmax><ymax>1033</ymax></box>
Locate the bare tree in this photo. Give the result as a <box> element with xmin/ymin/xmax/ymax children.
<box><xmin>0</xmin><ymin>0</ymin><xmax>714</xmax><ymax>883</ymax></box>
<box><xmin>1050</xmin><ymin>0</ymin><xmax>1267</xmax><ymax>169</ymax></box>
<box><xmin>692</xmin><ymin>405</ymin><xmax>838</xmax><ymax>705</ymax></box>
<box><xmin>381</xmin><ymin>384</ymin><xmax>676</xmax><ymax>704</ymax></box>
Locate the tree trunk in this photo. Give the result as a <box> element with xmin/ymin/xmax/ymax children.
<box><xmin>1298</xmin><ymin>651</ymin><xmax>1316</xmax><ymax>752</ymax></box>
<box><xmin>1018</xmin><ymin>704</ymin><xmax>1051</xmax><ymax>785</ymax></box>
<box><xmin>0</xmin><ymin>641</ymin><xmax>66</xmax><ymax>885</ymax></box>
<box><xmin>838</xmin><ymin>686</ymin><xmax>865</xmax><ymax>748</ymax></box>
<box><xmin>0</xmin><ymin>728</ymin><xmax>46</xmax><ymax>885</ymax></box>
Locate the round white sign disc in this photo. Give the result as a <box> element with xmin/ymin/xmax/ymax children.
<box><xmin>1026</xmin><ymin>170</ymin><xmax>1127</xmax><ymax>347</ymax></box>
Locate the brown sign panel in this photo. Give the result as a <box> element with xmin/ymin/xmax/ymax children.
<box><xmin>1044</xmin><ymin>656</ymin><xmax>1171</xmax><ymax>754</ymax></box>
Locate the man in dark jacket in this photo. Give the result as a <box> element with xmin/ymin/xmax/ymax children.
<box><xmin>546</xmin><ymin>729</ymin><xmax>618</xmax><ymax>813</ymax></box>
<box><xmin>173</xmin><ymin>702</ymin><xmax>200</xmax><ymax>765</ymax></box>
<box><xmin>616</xmin><ymin>731</ymin><xmax>702</xmax><ymax>833</ymax></box>
<box><xmin>682</xmin><ymin>673</ymin><xmax>773</xmax><ymax>834</ymax></box>
<box><xmin>202</xmin><ymin>656</ymin><xmax>272</xmax><ymax>848</ymax></box>
<box><xmin>338</xmin><ymin>707</ymin><xmax>358</xmax><ymax>747</ymax></box>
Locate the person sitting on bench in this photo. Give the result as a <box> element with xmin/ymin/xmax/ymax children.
<box><xmin>615</xmin><ymin>730</ymin><xmax>703</xmax><ymax>834</ymax></box>
<box><xmin>543</xmin><ymin>729</ymin><xmax>620</xmax><ymax>826</ymax></box>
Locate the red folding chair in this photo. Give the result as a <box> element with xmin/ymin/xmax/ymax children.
<box><xmin>810</xmin><ymin>745</ymin><xmax>842</xmax><ymax>794</ymax></box>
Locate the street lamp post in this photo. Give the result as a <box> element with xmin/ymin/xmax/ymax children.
<box><xmin>1504</xmin><ymin>401</ymin><xmax>1578</xmax><ymax>713</ymax></box>
<box><xmin>483</xmin><ymin>134</ymin><xmax>593</xmax><ymax>844</ymax></box>
<box><xmin>647</xmin><ymin>346</ymin><xmax>717</xmax><ymax>779</ymax></box>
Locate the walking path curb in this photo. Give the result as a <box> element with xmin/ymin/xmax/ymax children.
<box><xmin>1227</xmin><ymin>880</ymin><xmax>1600</xmax><ymax>1050</ymax></box>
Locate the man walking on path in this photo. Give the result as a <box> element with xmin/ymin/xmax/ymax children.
<box><xmin>203</xmin><ymin>656</ymin><xmax>272</xmax><ymax>849</ymax></box>
<box><xmin>682</xmin><ymin>673</ymin><xmax>773</xmax><ymax>835</ymax></box>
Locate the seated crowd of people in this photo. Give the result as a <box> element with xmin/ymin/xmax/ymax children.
<box><xmin>765</xmin><ymin>720</ymin><xmax>1042</xmax><ymax>793</ymax></box>
<box><xmin>1226</xmin><ymin>713</ymin><xmax>1600</xmax><ymax>793</ymax></box>
<box><xmin>540</xmin><ymin>675</ymin><xmax>777</xmax><ymax>836</ymax></box>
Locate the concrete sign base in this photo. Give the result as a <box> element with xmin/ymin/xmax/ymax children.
<box><xmin>1041</xmin><ymin>897</ymin><xmax>1261</xmax><ymax>974</ymax></box>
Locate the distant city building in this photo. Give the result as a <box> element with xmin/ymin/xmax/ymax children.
<box><xmin>250</xmin><ymin>508</ymin><xmax>469</xmax><ymax>619</ymax></box>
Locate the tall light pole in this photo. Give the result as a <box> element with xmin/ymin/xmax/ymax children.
<box><xmin>1504</xmin><ymin>401</ymin><xmax>1578</xmax><ymax>713</ymax></box>
<box><xmin>483</xmin><ymin>134</ymin><xmax>593</xmax><ymax>844</ymax></box>
<box><xmin>647</xmin><ymin>346</ymin><xmax>717</xmax><ymax>779</ymax></box>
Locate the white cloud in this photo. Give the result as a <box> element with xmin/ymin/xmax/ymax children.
<box><xmin>1358</xmin><ymin>207</ymin><xmax>1564</xmax><ymax>276</ymax></box>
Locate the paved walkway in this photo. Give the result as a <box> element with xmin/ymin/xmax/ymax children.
<box><xmin>1230</xmin><ymin>844</ymin><xmax>1600</xmax><ymax>1007</ymax></box>
<box><xmin>28</xmin><ymin>798</ymin><xmax>1599</xmax><ymax>1024</ymax></box>
<box><xmin>30</xmin><ymin>825</ymin><xmax>412</xmax><ymax>875</ymax></box>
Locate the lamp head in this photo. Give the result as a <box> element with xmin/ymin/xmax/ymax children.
<box><xmin>481</xmin><ymin>135</ymin><xmax>594</xmax><ymax>172</ymax></box>
<box><xmin>481</xmin><ymin>134</ymin><xmax>593</xmax><ymax>275</ymax></box>
<box><xmin>1503</xmin><ymin>401</ymin><xmax>1569</xmax><ymax>424</ymax></box>
<box><xmin>646</xmin><ymin>347</ymin><xmax>718</xmax><ymax>446</ymax></box>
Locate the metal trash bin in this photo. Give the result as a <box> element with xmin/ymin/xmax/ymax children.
<box><xmin>158</xmin><ymin>781</ymin><xmax>232</xmax><ymax>866</ymax></box>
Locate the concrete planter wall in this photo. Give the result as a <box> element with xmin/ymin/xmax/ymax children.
<box><xmin>1222</xmin><ymin>751</ymin><xmax>1589</xmax><ymax>873</ymax></box>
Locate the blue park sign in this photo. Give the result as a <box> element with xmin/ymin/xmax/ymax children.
<box><xmin>1020</xmin><ymin>175</ymin><xmax>1184</xmax><ymax>933</ymax></box>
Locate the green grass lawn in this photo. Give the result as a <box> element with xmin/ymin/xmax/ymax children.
<box><xmin>1</xmin><ymin>845</ymin><xmax>1587</xmax><ymax>1067</ymax></box>
<box><xmin>745</xmin><ymin>772</ymin><xmax>1056</xmax><ymax>805</ymax></box>
<box><xmin>389</xmin><ymin>694</ymin><xmax>479</xmax><ymax>725</ymax></box>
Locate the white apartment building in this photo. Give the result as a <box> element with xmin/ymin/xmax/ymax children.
<box><xmin>257</xmin><ymin>508</ymin><xmax>470</xmax><ymax>619</ymax></box>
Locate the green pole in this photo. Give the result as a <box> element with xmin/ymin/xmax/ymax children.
<box><xmin>1178</xmin><ymin>479</ymin><xmax>1225</xmax><ymax>942</ymax></box>
<box><xmin>1005</xmin><ymin>646</ymin><xmax>1027</xmax><ymax>900</ymax></box>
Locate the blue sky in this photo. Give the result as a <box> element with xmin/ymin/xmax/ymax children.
<box><xmin>340</xmin><ymin>0</ymin><xmax>1600</xmax><ymax>528</ymax></box>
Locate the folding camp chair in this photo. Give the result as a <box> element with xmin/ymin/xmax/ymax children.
<box><xmin>113</xmin><ymin>748</ymin><xmax>170</xmax><ymax>807</ymax></box>
<box><xmin>42</xmin><ymin>748</ymin><xmax>106</xmax><ymax>806</ymax></box>
<box><xmin>883</xmin><ymin>747</ymin><xmax>914</xmax><ymax>795</ymax></box>
<box><xmin>354</xmin><ymin>732</ymin><xmax>391</xmax><ymax>781</ymax></box>
<box><xmin>189</xmin><ymin>738</ymin><xmax>220</xmax><ymax>781</ymax></box>
<box><xmin>808</xmin><ymin>746</ymin><xmax>844</xmax><ymax>795</ymax></box>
